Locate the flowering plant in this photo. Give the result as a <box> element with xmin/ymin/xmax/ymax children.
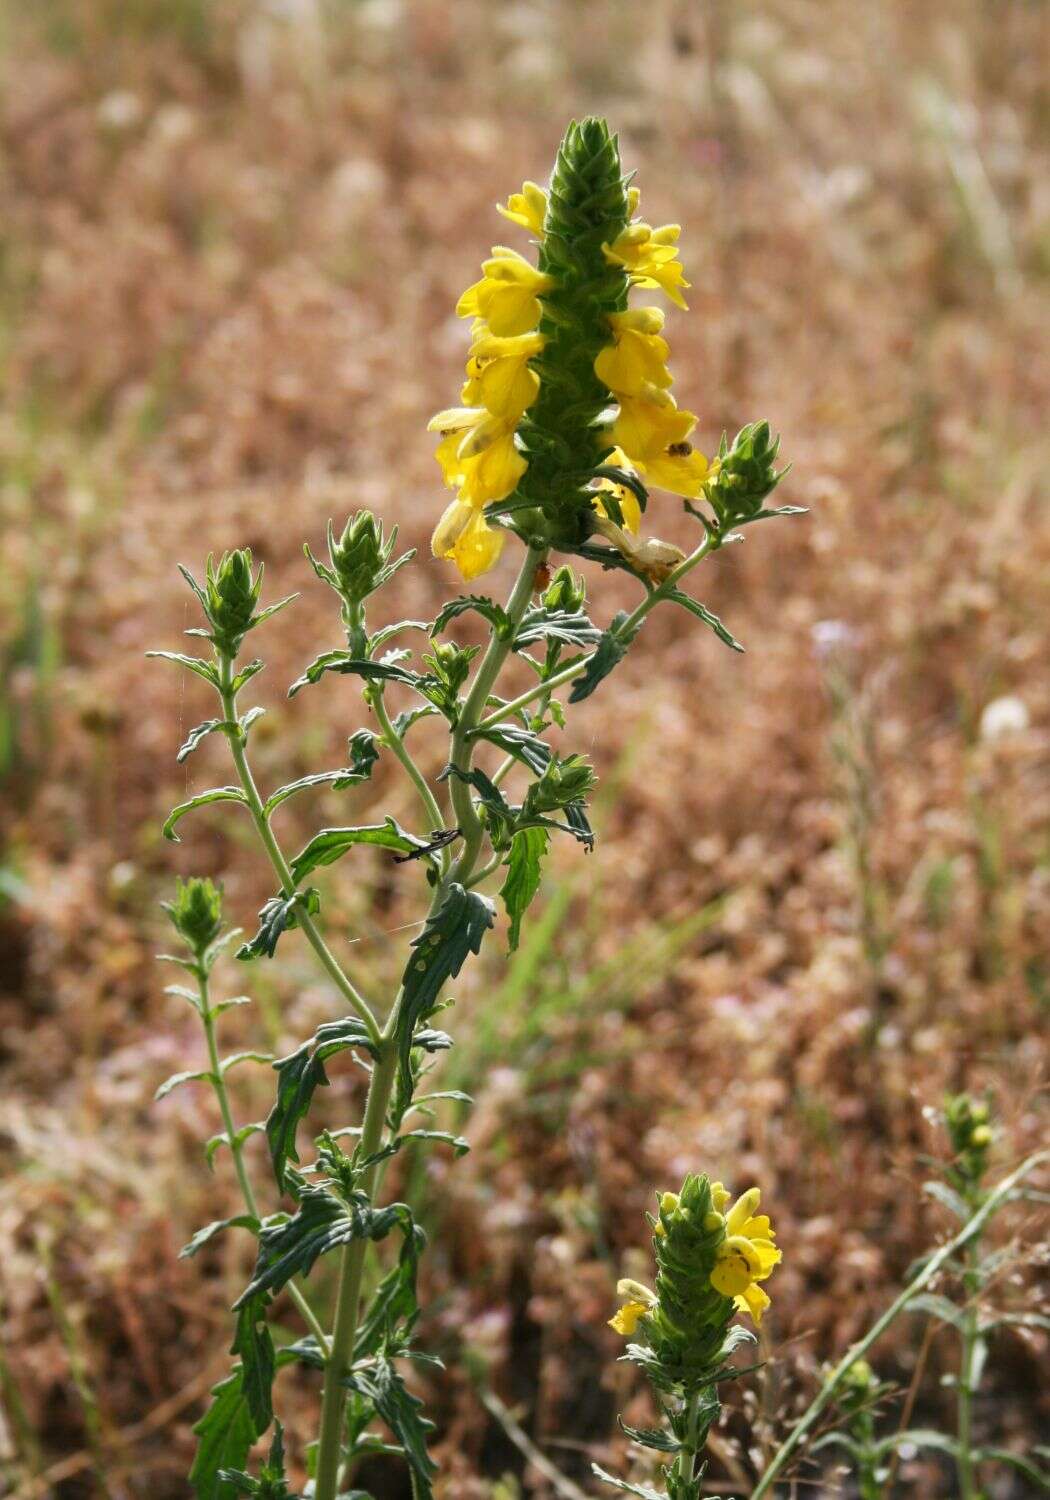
<box><xmin>151</xmin><ymin>118</ymin><xmax>793</xmax><ymax>1498</ymax></box>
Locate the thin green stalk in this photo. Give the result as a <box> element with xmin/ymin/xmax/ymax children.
<box><xmin>675</xmin><ymin>1389</ymin><xmax>704</xmax><ymax>1490</ymax></box>
<box><xmin>956</xmin><ymin>1229</ymin><xmax>982</xmax><ymax>1499</ymax></box>
<box><xmin>447</xmin><ymin>546</ymin><xmax>546</xmax><ymax>883</ymax></box>
<box><xmin>751</xmin><ymin>1150</ymin><xmax>1048</xmax><ymax>1498</ymax></box>
<box><xmin>198</xmin><ymin>972</ymin><xmax>330</xmax><ymax>1356</ymax></box>
<box><xmin>313</xmin><ymin>1038</ymin><xmax>399</xmax><ymax>1500</ymax></box>
<box><xmin>475</xmin><ymin>531</ymin><xmax>718</xmax><ymax>734</ymax></box>
<box><xmin>217</xmin><ymin>655</ymin><xmax>381</xmax><ymax>1049</ymax></box>
<box><xmin>372</xmin><ymin>687</ymin><xmax>448</xmax><ymax>862</ymax></box>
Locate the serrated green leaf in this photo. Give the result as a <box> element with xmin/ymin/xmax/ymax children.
<box><xmin>230</xmin><ymin>1296</ymin><xmax>275</xmax><ymax>1433</ymax></box>
<box><xmin>177</xmin><ymin>719</ymin><xmax>228</xmax><ymax>763</ymax></box>
<box><xmin>262</xmin><ymin>730</ymin><xmax>379</xmax><ymax>816</ymax></box>
<box><xmin>206</xmin><ymin>1121</ymin><xmax>264</xmax><ymax>1171</ymax></box>
<box><xmin>431</xmin><ymin>595</ymin><xmax>512</xmax><ymax>639</ymax></box>
<box><xmin>212</xmin><ymin>995</ymin><xmax>252</xmax><ymax>1017</ymax></box>
<box><xmin>569</xmin><ymin>612</ymin><xmax>638</xmax><ymax>704</ymax></box>
<box><xmin>617</xmin><ymin>1419</ymin><xmax>680</xmax><ymax>1453</ymax></box>
<box><xmin>189</xmin><ymin>1368</ymin><xmax>257</xmax><ymax>1500</ymax></box>
<box><xmin>923</xmin><ymin>1180</ymin><xmax>971</xmax><ymax>1221</ymax></box>
<box><xmin>875</xmin><ymin>1429</ymin><xmax>961</xmax><ymax>1460</ymax></box>
<box><xmin>147</xmin><ymin>650</ymin><xmax>221</xmax><ymax>689</ymax></box>
<box><xmin>392</xmin><ymin>704</ymin><xmax>438</xmax><ymax>738</ymax></box>
<box><xmin>907</xmin><ymin>1293</ymin><xmax>966</xmax><ymax>1328</ymax></box>
<box><xmin>164</xmin><ymin>982</ymin><xmax>204</xmax><ymax>1011</ymax></box>
<box><xmin>514</xmin><ymin>606</ymin><xmax>601</xmax><ymax>648</ymax></box>
<box><xmin>236</xmin><ymin>888</ymin><xmax>320</xmax><ymax>962</ymax></box>
<box><xmin>665</xmin><ymin>589</ymin><xmax>744</xmax><ymax>651</ymax></box>
<box><xmin>467</xmin><ymin>723</ymin><xmax>552</xmax><ymax>775</ymax></box>
<box><xmin>975</xmin><ymin>1447</ymin><xmax>1050</xmax><ymax>1489</ymax></box>
<box><xmin>591</xmin><ymin>1465</ymin><xmax>664</xmax><ymax>1499</ymax></box>
<box><xmin>288</xmin><ymin>818</ymin><xmax>437</xmax><ymax>884</ymax></box>
<box><xmin>155</xmin><ymin>1068</ymin><xmax>215</xmax><ymax>1101</ymax></box>
<box><xmin>231</xmin><ymin>660</ymin><xmax>265</xmax><ymax>693</ymax></box>
<box><xmin>179</xmin><ymin>1214</ymin><xmax>260</xmax><ymax>1260</ymax></box>
<box><xmin>266</xmin><ymin>1018</ymin><xmax>377</xmax><ymax>1190</ymax></box>
<box><xmin>288</xmin><ymin>651</ymin><xmax>428</xmax><ymax>699</ymax></box>
<box><xmin>221</xmin><ymin>1051</ymin><xmax>273</xmax><ymax>1075</ymax></box>
<box><xmin>344</xmin><ymin>1356</ymin><xmax>436</xmax><ymax>1495</ymax></box>
<box><xmin>499</xmin><ymin>827</ymin><xmax>548</xmax><ymax>951</ymax></box>
<box><xmin>394</xmin><ymin>883</ymin><xmax>495</xmax><ymax>1098</ymax></box>
<box><xmin>163</xmin><ymin>787</ymin><xmax>249</xmax><ymax>843</ymax></box>
<box><xmin>399</xmin><ymin>1129</ymin><xmax>469</xmax><ymax>1156</ymax></box>
<box><xmin>236</xmin><ymin>1186</ymin><xmax>415</xmax><ymax>1305</ymax></box>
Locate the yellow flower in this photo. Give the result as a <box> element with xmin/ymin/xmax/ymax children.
<box><xmin>609</xmin><ymin>1278</ymin><xmax>657</xmax><ymax>1336</ymax></box>
<box><xmin>462</xmin><ymin>329</ymin><xmax>544</xmax><ymax>421</ymax></box>
<box><xmin>592</xmin><ymin>513</ymin><xmax>685</xmax><ymax>585</ymax></box>
<box><xmin>709</xmin><ymin>1187</ymin><xmax>781</xmax><ymax>1325</ymax></box>
<box><xmin>497</xmin><ymin>180</ymin><xmax>548</xmax><ymax>236</ymax></box>
<box><xmin>612</xmin><ymin>394</ymin><xmax>711</xmax><ymax>499</ymax></box>
<box><xmin>431</xmin><ymin>499</ymin><xmax>506</xmax><ymax>581</ymax></box>
<box><xmin>457</xmin><ymin>248</ymin><xmax>553</xmax><ymax>336</ymax></box>
<box><xmin>427</xmin><ymin>407</ymin><xmax>527</xmax><ymax>505</ymax></box>
<box><xmin>604</xmin><ymin>222</ymin><xmax>690</xmax><ymax>310</ymax></box>
<box><xmin>594</xmin><ymin>308</ymin><xmax>673</xmax><ymax>398</ymax></box>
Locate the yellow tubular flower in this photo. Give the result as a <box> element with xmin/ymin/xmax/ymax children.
<box><xmin>426</xmin><ymin>407</ymin><xmax>527</xmax><ymax>507</ymax></box>
<box><xmin>709</xmin><ymin>1187</ymin><xmax>781</xmax><ymax>1324</ymax></box>
<box><xmin>456</xmin><ymin>247</ymin><xmax>554</xmax><ymax>336</ymax></box>
<box><xmin>462</xmin><ymin>329</ymin><xmax>545</xmax><ymax>420</ymax></box>
<box><xmin>497</xmin><ymin>180</ymin><xmax>548</xmax><ymax>236</ymax></box>
<box><xmin>612</xmin><ymin>395</ymin><xmax>711</xmax><ymax>499</ymax></box>
<box><xmin>431</xmin><ymin>500</ymin><xmax>506</xmax><ymax>581</ymax></box>
<box><xmin>603</xmin><ymin>222</ymin><xmax>690</xmax><ymax>310</ymax></box>
<box><xmin>609</xmin><ymin>1278</ymin><xmax>657</xmax><ymax>1336</ymax></box>
<box><xmin>594</xmin><ymin>308</ymin><xmax>673</xmax><ymax>398</ymax></box>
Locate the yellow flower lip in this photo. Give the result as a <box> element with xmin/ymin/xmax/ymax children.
<box><xmin>497</xmin><ymin>180</ymin><xmax>548</xmax><ymax>236</ymax></box>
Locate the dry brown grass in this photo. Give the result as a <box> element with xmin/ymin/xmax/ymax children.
<box><xmin>0</xmin><ymin>1</ymin><xmax>1047</xmax><ymax>1495</ymax></box>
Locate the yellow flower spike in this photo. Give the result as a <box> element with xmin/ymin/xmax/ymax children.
<box><xmin>456</xmin><ymin>248</ymin><xmax>554</xmax><ymax>336</ymax></box>
<box><xmin>708</xmin><ymin>1186</ymin><xmax>781</xmax><ymax>1325</ymax></box>
<box><xmin>497</xmin><ymin>180</ymin><xmax>548</xmax><ymax>236</ymax></box>
<box><xmin>431</xmin><ymin>500</ymin><xmax>506</xmax><ymax>581</ymax></box>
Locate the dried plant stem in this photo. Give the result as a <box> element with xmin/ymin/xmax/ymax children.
<box><xmin>217</xmin><ymin>655</ymin><xmax>381</xmax><ymax>1049</ymax></box>
<box><xmin>750</xmin><ymin>1150</ymin><xmax>1048</xmax><ymax>1498</ymax></box>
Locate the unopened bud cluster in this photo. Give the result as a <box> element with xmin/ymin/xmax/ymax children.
<box><xmin>163</xmin><ymin>875</ymin><xmax>224</xmax><ymax>959</ymax></box>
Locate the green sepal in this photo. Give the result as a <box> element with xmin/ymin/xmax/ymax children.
<box><xmin>163</xmin><ymin>787</ymin><xmax>249</xmax><ymax>843</ymax></box>
<box><xmin>266</xmin><ymin>1018</ymin><xmax>379</xmax><ymax>1191</ymax></box>
<box><xmin>236</xmin><ymin>888</ymin><xmax>321</xmax><ymax>961</ymax></box>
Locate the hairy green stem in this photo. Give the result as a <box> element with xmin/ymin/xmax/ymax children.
<box><xmin>217</xmin><ymin>655</ymin><xmax>381</xmax><ymax>1049</ymax></box>
<box><xmin>751</xmin><ymin>1150</ymin><xmax>1048</xmax><ymax>1498</ymax></box>
<box><xmin>372</xmin><ymin>687</ymin><xmax>449</xmax><ymax>863</ymax></box>
<box><xmin>475</xmin><ymin>530</ymin><xmax>718</xmax><ymax>733</ymax></box>
<box><xmin>675</xmin><ymin>1389</ymin><xmax>704</xmax><ymax>1491</ymax></box>
<box><xmin>957</xmin><ymin>1227</ymin><xmax>982</xmax><ymax>1499</ymax></box>
<box><xmin>198</xmin><ymin>971</ymin><xmax>330</xmax><ymax>1356</ymax></box>
<box><xmin>446</xmin><ymin>546</ymin><xmax>546</xmax><ymax>883</ymax></box>
<box><xmin>313</xmin><ymin>1040</ymin><xmax>399</xmax><ymax>1500</ymax></box>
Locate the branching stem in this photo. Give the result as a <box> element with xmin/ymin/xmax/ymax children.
<box><xmin>372</xmin><ymin>687</ymin><xmax>449</xmax><ymax>865</ymax></box>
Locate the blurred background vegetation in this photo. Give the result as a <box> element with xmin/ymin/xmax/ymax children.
<box><xmin>0</xmin><ymin>0</ymin><xmax>1046</xmax><ymax>1495</ymax></box>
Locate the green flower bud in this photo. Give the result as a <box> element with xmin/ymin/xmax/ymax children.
<box><xmin>524</xmin><ymin>753</ymin><xmax>596</xmax><ymax>816</ymax></box>
<box><xmin>707</xmin><ymin>421</ymin><xmax>784</xmax><ymax>522</ymax></box>
<box><xmin>163</xmin><ymin>876</ymin><xmax>224</xmax><ymax>957</ymax></box>
<box><xmin>328</xmin><ymin>512</ymin><xmax>395</xmax><ymax>601</ymax></box>
<box><xmin>205</xmin><ymin>549</ymin><xmax>263</xmax><ymax>656</ymax></box>
<box><xmin>543</xmin><ymin>564</ymin><xmax>587</xmax><ymax>614</ymax></box>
